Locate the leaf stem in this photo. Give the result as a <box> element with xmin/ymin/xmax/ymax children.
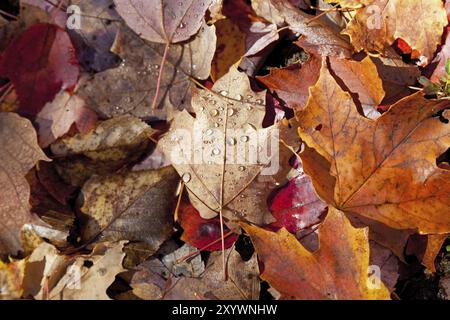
<box><xmin>151</xmin><ymin>42</ymin><xmax>170</xmax><ymax>110</ymax></box>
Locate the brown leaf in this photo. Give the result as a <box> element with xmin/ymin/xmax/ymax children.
<box><xmin>78</xmin><ymin>22</ymin><xmax>216</xmax><ymax>120</ymax></box>
<box><xmin>79</xmin><ymin>166</ymin><xmax>179</xmax><ymax>259</ymax></box>
<box><xmin>51</xmin><ymin>115</ymin><xmax>154</xmax><ymax>186</ymax></box>
<box><xmin>269</xmin><ymin>0</ymin><xmax>352</xmax><ymax>58</ymax></box>
<box><xmin>343</xmin><ymin>0</ymin><xmax>447</xmax><ymax>64</ymax></box>
<box><xmin>150</xmin><ymin>249</ymin><xmax>260</xmax><ymax>300</ymax></box>
<box><xmin>243</xmin><ymin>207</ymin><xmax>391</xmax><ymax>299</ymax></box>
<box><xmin>159</xmin><ymin>67</ymin><xmax>289</xmax><ymax>225</ymax></box>
<box><xmin>0</xmin><ymin>113</ymin><xmax>49</xmax><ymax>255</ymax></box>
<box><xmin>257</xmin><ymin>55</ymin><xmax>321</xmax><ymax>111</ymax></box>
<box><xmin>297</xmin><ymin>62</ymin><xmax>450</xmax><ymax>234</ymax></box>
<box><xmin>114</xmin><ymin>0</ymin><xmax>210</xmax><ymax>43</ymax></box>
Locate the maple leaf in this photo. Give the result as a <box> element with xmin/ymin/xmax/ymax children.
<box><xmin>159</xmin><ymin>66</ymin><xmax>289</xmax><ymax>226</ymax></box>
<box><xmin>113</xmin><ymin>0</ymin><xmax>210</xmax><ymax>44</ymax></box>
<box><xmin>36</xmin><ymin>90</ymin><xmax>97</xmax><ymax>148</ymax></box>
<box><xmin>342</xmin><ymin>0</ymin><xmax>447</xmax><ymax>64</ymax></box>
<box><xmin>78</xmin><ymin>22</ymin><xmax>216</xmax><ymax>120</ymax></box>
<box><xmin>79</xmin><ymin>166</ymin><xmax>179</xmax><ymax>261</ymax></box>
<box><xmin>297</xmin><ymin>62</ymin><xmax>450</xmax><ymax>234</ymax></box>
<box><xmin>0</xmin><ymin>113</ymin><xmax>49</xmax><ymax>255</ymax></box>
<box><xmin>268</xmin><ymin>0</ymin><xmax>352</xmax><ymax>58</ymax></box>
<box><xmin>243</xmin><ymin>207</ymin><xmax>391</xmax><ymax>300</ymax></box>
<box><xmin>0</xmin><ymin>23</ymin><xmax>79</xmax><ymax>116</ymax></box>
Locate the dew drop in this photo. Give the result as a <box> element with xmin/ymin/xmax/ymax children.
<box><xmin>218</xmin><ymin>118</ymin><xmax>223</xmax><ymax>122</ymax></box>
<box><xmin>256</xmin><ymin>99</ymin><xmax>264</xmax><ymax>104</ymax></box>
<box><xmin>238</xmin><ymin>166</ymin><xmax>246</xmax><ymax>171</ymax></box>
<box><xmin>205</xmin><ymin>129</ymin><xmax>213</xmax><ymax>136</ymax></box>
<box><xmin>220</xmin><ymin>90</ymin><xmax>228</xmax><ymax>96</ymax></box>
<box><xmin>246</xmin><ymin>105</ymin><xmax>253</xmax><ymax>111</ymax></box>
<box><xmin>236</xmin><ymin>94</ymin><xmax>243</xmax><ymax>101</ymax></box>
<box><xmin>182</xmin><ymin>173</ymin><xmax>191</xmax><ymax>183</ymax></box>
<box><xmin>212</xmin><ymin>148</ymin><xmax>221</xmax><ymax>155</ymax></box>
<box><xmin>227</xmin><ymin>137</ymin><xmax>237</xmax><ymax>146</ymax></box>
<box><xmin>200</xmin><ymin>106</ymin><xmax>205</xmax><ymax>111</ymax></box>
<box><xmin>218</xmin><ymin>106</ymin><xmax>223</xmax><ymax>111</ymax></box>
<box><xmin>179</xmin><ymin>22</ymin><xmax>186</xmax><ymax>29</ymax></box>
<box><xmin>210</xmin><ymin>100</ymin><xmax>217</xmax><ymax>105</ymax></box>
<box><xmin>214</xmin><ymin>122</ymin><xmax>219</xmax><ymax>127</ymax></box>
<box><xmin>210</xmin><ymin>109</ymin><xmax>219</xmax><ymax>116</ymax></box>
<box><xmin>240</xmin><ymin>135</ymin><xmax>249</xmax><ymax>142</ymax></box>
<box><xmin>227</xmin><ymin>108</ymin><xmax>235</xmax><ymax>116</ymax></box>
<box><xmin>246</xmin><ymin>94</ymin><xmax>253</xmax><ymax>99</ymax></box>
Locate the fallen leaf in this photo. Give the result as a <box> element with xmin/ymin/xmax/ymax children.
<box><xmin>257</xmin><ymin>55</ymin><xmax>322</xmax><ymax>111</ymax></box>
<box><xmin>36</xmin><ymin>90</ymin><xmax>97</xmax><ymax>148</ymax></box>
<box><xmin>164</xmin><ymin>249</ymin><xmax>260</xmax><ymax>300</ymax></box>
<box><xmin>342</xmin><ymin>0</ymin><xmax>447</xmax><ymax>64</ymax></box>
<box><xmin>243</xmin><ymin>207</ymin><xmax>391</xmax><ymax>299</ymax></box>
<box><xmin>0</xmin><ymin>259</ymin><xmax>25</xmax><ymax>299</ymax></box>
<box><xmin>297</xmin><ymin>62</ymin><xmax>450</xmax><ymax>234</ymax></box>
<box><xmin>0</xmin><ymin>113</ymin><xmax>49</xmax><ymax>255</ymax></box>
<box><xmin>51</xmin><ymin>115</ymin><xmax>154</xmax><ymax>186</ymax></box>
<box><xmin>79</xmin><ymin>166</ymin><xmax>179</xmax><ymax>258</ymax></box>
<box><xmin>0</xmin><ymin>23</ymin><xmax>79</xmax><ymax>116</ymax></box>
<box><xmin>269</xmin><ymin>0</ymin><xmax>352</xmax><ymax>58</ymax></box>
<box><xmin>179</xmin><ymin>202</ymin><xmax>238</xmax><ymax>251</ymax></box>
<box><xmin>267</xmin><ymin>170</ymin><xmax>327</xmax><ymax>235</ymax></box>
<box><xmin>113</xmin><ymin>0</ymin><xmax>211</xmax><ymax>44</ymax></box>
<box><xmin>78</xmin><ymin>22</ymin><xmax>216</xmax><ymax>120</ymax></box>
<box><xmin>159</xmin><ymin>66</ymin><xmax>288</xmax><ymax>226</ymax></box>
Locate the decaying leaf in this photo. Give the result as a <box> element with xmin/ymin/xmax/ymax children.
<box><xmin>78</xmin><ymin>22</ymin><xmax>216</xmax><ymax>120</ymax></box>
<box><xmin>79</xmin><ymin>166</ymin><xmax>179</xmax><ymax>259</ymax></box>
<box><xmin>342</xmin><ymin>0</ymin><xmax>447</xmax><ymax>64</ymax></box>
<box><xmin>165</xmin><ymin>249</ymin><xmax>260</xmax><ymax>300</ymax></box>
<box><xmin>51</xmin><ymin>115</ymin><xmax>154</xmax><ymax>186</ymax></box>
<box><xmin>0</xmin><ymin>113</ymin><xmax>49</xmax><ymax>255</ymax></box>
<box><xmin>297</xmin><ymin>62</ymin><xmax>450</xmax><ymax>234</ymax></box>
<box><xmin>0</xmin><ymin>259</ymin><xmax>25</xmax><ymax>299</ymax></box>
<box><xmin>244</xmin><ymin>207</ymin><xmax>391</xmax><ymax>299</ymax></box>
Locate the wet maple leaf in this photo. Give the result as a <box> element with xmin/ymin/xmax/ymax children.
<box><xmin>243</xmin><ymin>207</ymin><xmax>391</xmax><ymax>300</ymax></box>
<box><xmin>0</xmin><ymin>23</ymin><xmax>79</xmax><ymax>116</ymax></box>
<box><xmin>297</xmin><ymin>62</ymin><xmax>450</xmax><ymax>234</ymax></box>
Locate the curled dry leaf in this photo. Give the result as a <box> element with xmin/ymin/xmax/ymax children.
<box><xmin>79</xmin><ymin>166</ymin><xmax>179</xmax><ymax>258</ymax></box>
<box><xmin>113</xmin><ymin>0</ymin><xmax>211</xmax><ymax>44</ymax></box>
<box><xmin>159</xmin><ymin>67</ymin><xmax>289</xmax><ymax>226</ymax></box>
<box><xmin>36</xmin><ymin>91</ymin><xmax>97</xmax><ymax>148</ymax></box>
<box><xmin>243</xmin><ymin>207</ymin><xmax>391</xmax><ymax>300</ymax></box>
<box><xmin>0</xmin><ymin>23</ymin><xmax>79</xmax><ymax>116</ymax></box>
<box><xmin>78</xmin><ymin>22</ymin><xmax>216</xmax><ymax>120</ymax></box>
<box><xmin>0</xmin><ymin>113</ymin><xmax>50</xmax><ymax>255</ymax></box>
<box><xmin>51</xmin><ymin>115</ymin><xmax>154</xmax><ymax>186</ymax></box>
<box><xmin>296</xmin><ymin>62</ymin><xmax>450</xmax><ymax>234</ymax></box>
<box><xmin>342</xmin><ymin>0</ymin><xmax>447</xmax><ymax>64</ymax></box>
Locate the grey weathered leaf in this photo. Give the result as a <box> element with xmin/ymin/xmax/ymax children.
<box><xmin>78</xmin><ymin>22</ymin><xmax>216</xmax><ymax>120</ymax></box>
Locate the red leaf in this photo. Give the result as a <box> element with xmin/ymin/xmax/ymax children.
<box><xmin>267</xmin><ymin>172</ymin><xmax>327</xmax><ymax>235</ymax></box>
<box><xmin>179</xmin><ymin>202</ymin><xmax>238</xmax><ymax>251</ymax></box>
<box><xmin>0</xmin><ymin>23</ymin><xmax>79</xmax><ymax>116</ymax></box>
